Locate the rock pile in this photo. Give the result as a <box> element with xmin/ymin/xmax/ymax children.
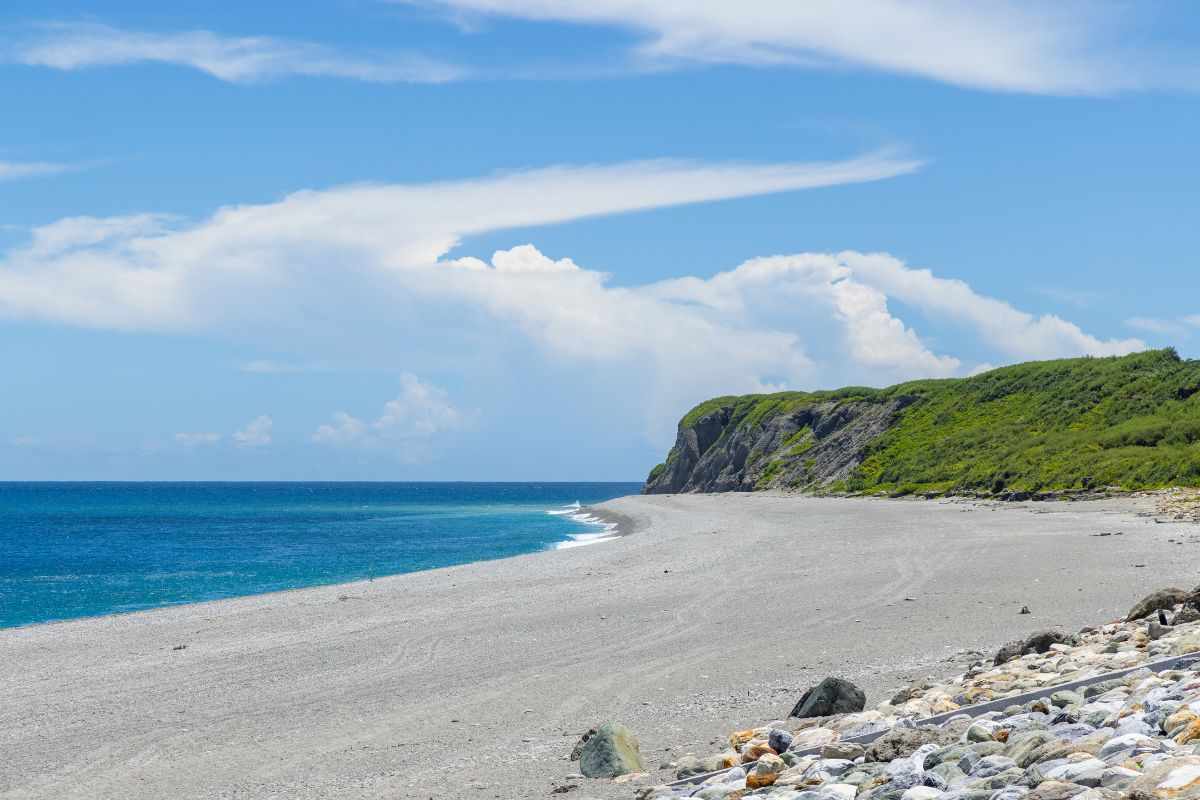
<box><xmin>635</xmin><ymin>588</ymin><xmax>1200</xmax><ymax>799</ymax></box>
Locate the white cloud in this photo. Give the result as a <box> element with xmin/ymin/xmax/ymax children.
<box><xmin>0</xmin><ymin>157</ymin><xmax>1138</xmax><ymax>447</ymax></box>
<box><xmin>232</xmin><ymin>415</ymin><xmax>272</xmax><ymax>446</ymax></box>
<box><xmin>841</xmin><ymin>252</ymin><xmax>1144</xmax><ymax>359</ymax></box>
<box><xmin>9</xmin><ymin>23</ymin><xmax>464</xmax><ymax>84</ymax></box>
<box><xmin>0</xmin><ymin>160</ymin><xmax>72</xmax><ymax>182</ymax></box>
<box><xmin>315</xmin><ymin>373</ymin><xmax>471</xmax><ymax>446</ymax></box>
<box><xmin>1124</xmin><ymin>314</ymin><xmax>1200</xmax><ymax>338</ymax></box>
<box><xmin>1125</xmin><ymin>315</ymin><xmax>1189</xmax><ymax>336</ymax></box>
<box><xmin>0</xmin><ymin>154</ymin><xmax>918</xmax><ymax>331</ymax></box>
<box><xmin>174</xmin><ymin>431</ymin><xmax>222</xmax><ymax>446</ymax></box>
<box><xmin>401</xmin><ymin>0</ymin><xmax>1188</xmax><ymax>94</ymax></box>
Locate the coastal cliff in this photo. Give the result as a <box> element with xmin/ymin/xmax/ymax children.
<box><xmin>644</xmin><ymin>348</ymin><xmax>1200</xmax><ymax>496</ymax></box>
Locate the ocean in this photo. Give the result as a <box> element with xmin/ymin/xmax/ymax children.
<box><xmin>0</xmin><ymin>481</ymin><xmax>639</xmax><ymax>628</ymax></box>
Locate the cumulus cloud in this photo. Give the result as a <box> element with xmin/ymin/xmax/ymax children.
<box><xmin>232</xmin><ymin>415</ymin><xmax>272</xmax><ymax>446</ymax></box>
<box><xmin>0</xmin><ymin>154</ymin><xmax>918</xmax><ymax>330</ymax></box>
<box><xmin>842</xmin><ymin>252</ymin><xmax>1144</xmax><ymax>359</ymax></box>
<box><xmin>401</xmin><ymin>0</ymin><xmax>1193</xmax><ymax>94</ymax></box>
<box><xmin>0</xmin><ymin>157</ymin><xmax>1138</xmax><ymax>446</ymax></box>
<box><xmin>314</xmin><ymin>373</ymin><xmax>471</xmax><ymax>447</ymax></box>
<box><xmin>8</xmin><ymin>22</ymin><xmax>463</xmax><ymax>84</ymax></box>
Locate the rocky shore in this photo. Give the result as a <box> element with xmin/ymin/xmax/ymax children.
<box><xmin>591</xmin><ymin>587</ymin><xmax>1200</xmax><ymax>799</ymax></box>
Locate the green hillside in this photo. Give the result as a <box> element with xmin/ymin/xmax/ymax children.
<box><xmin>646</xmin><ymin>349</ymin><xmax>1200</xmax><ymax>496</ymax></box>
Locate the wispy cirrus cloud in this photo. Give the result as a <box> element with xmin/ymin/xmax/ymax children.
<box><xmin>1125</xmin><ymin>314</ymin><xmax>1200</xmax><ymax>338</ymax></box>
<box><xmin>7</xmin><ymin>22</ymin><xmax>465</xmax><ymax>84</ymax></box>
<box><xmin>0</xmin><ymin>160</ymin><xmax>73</xmax><ymax>182</ymax></box>
<box><xmin>398</xmin><ymin>0</ymin><xmax>1199</xmax><ymax>95</ymax></box>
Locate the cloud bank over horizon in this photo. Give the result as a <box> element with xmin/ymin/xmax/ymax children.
<box><xmin>0</xmin><ymin>157</ymin><xmax>1144</xmax><ymax>460</ymax></box>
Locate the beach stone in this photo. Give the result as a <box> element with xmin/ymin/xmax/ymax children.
<box><xmin>578</xmin><ymin>721</ymin><xmax>647</xmax><ymax>778</ymax></box>
<box><xmin>789</xmin><ymin>727</ymin><xmax>838</xmax><ymax>751</ymax></box>
<box><xmin>1070</xmin><ymin>790</ymin><xmax>1122</xmax><ymax>800</ymax></box>
<box><xmin>821</xmin><ymin>742</ymin><xmax>866</xmax><ymax>761</ymax></box>
<box><xmin>1051</xmin><ymin>690</ymin><xmax>1085</xmax><ymax>708</ymax></box>
<box><xmin>1099</xmin><ymin>766</ymin><xmax>1140</xmax><ymax>789</ymax></box>
<box><xmin>992</xmin><ymin>788</ymin><xmax>1030</xmax><ymax>800</ymax></box>
<box><xmin>972</xmin><ymin>766</ymin><xmax>1025</xmax><ymax>790</ymax></box>
<box><xmin>1042</xmin><ymin>758</ymin><xmax>1107</xmax><ymax>786</ymax></box>
<box><xmin>899</xmin><ymin>787</ymin><xmax>942</xmax><ymax>800</ymax></box>
<box><xmin>791</xmin><ymin>677</ymin><xmax>867</xmax><ymax>719</ymax></box>
<box><xmin>931</xmin><ymin>762</ymin><xmax>967</xmax><ymax>787</ymax></box>
<box><xmin>993</xmin><ymin>630</ymin><xmax>1067</xmax><ymax>665</ymax></box>
<box><xmin>968</xmin><ymin>755</ymin><xmax>1016</xmax><ymax>779</ymax></box>
<box><xmin>1098</xmin><ymin>732</ymin><xmax>1159</xmax><ymax>760</ymax></box>
<box><xmin>1170</xmin><ymin>634</ymin><xmax>1200</xmax><ymax>656</ymax></box>
<box><xmin>770</xmin><ymin>729</ymin><xmax>795</xmax><ymax>753</ymax></box>
<box><xmin>746</xmin><ymin>753</ymin><xmax>786</xmax><ymax>789</ymax></box>
<box><xmin>865</xmin><ymin>729</ymin><xmax>942</xmax><ymax>763</ymax></box>
<box><xmin>1172</xmin><ymin>607</ymin><xmax>1200</xmax><ymax>626</ymax></box>
<box><xmin>1127</xmin><ymin>588</ymin><xmax>1190</xmax><ymax>621</ymax></box>
<box><xmin>1083</xmin><ymin>679</ymin><xmax>1126</xmax><ymax>700</ymax></box>
<box><xmin>1024</xmin><ymin>780</ymin><xmax>1088</xmax><ymax>800</ymax></box>
<box><xmin>1123</xmin><ymin>754</ymin><xmax>1200</xmax><ymax>799</ymax></box>
<box><xmin>1150</xmin><ymin>621</ymin><xmax>1175</xmax><ymax>641</ymax></box>
<box><xmin>1002</xmin><ymin>731</ymin><xmax>1058</xmax><ymax>765</ymax></box>
<box><xmin>820</xmin><ymin>784</ymin><xmax>859</xmax><ymax>800</ymax></box>
<box><xmin>1021</xmin><ymin>735</ymin><xmax>1108</xmax><ymax>767</ymax></box>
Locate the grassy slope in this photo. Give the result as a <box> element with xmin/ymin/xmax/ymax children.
<box><xmin>655</xmin><ymin>349</ymin><xmax>1200</xmax><ymax>495</ymax></box>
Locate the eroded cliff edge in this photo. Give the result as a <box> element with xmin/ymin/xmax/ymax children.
<box><xmin>643</xmin><ymin>348</ymin><xmax>1200</xmax><ymax>496</ymax></box>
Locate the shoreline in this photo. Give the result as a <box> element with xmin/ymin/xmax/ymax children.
<box><xmin>4</xmin><ymin>494</ymin><xmax>1199</xmax><ymax>799</ymax></box>
<box><xmin>2</xmin><ymin>495</ymin><xmax>643</xmax><ymax>634</ymax></box>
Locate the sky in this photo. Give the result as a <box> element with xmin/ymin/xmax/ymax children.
<box><xmin>1</xmin><ymin>1</ymin><xmax>1198</xmax><ymax>481</ymax></box>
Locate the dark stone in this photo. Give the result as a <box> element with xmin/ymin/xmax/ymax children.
<box><xmin>863</xmin><ymin>728</ymin><xmax>942</xmax><ymax>762</ymax></box>
<box><xmin>769</xmin><ymin>728</ymin><xmax>794</xmax><ymax>754</ymax></box>
<box><xmin>1172</xmin><ymin>605</ymin><xmax>1200</xmax><ymax>625</ymax></box>
<box><xmin>994</xmin><ymin>639</ymin><xmax>1025</xmax><ymax>665</ymax></box>
<box><xmin>1125</xmin><ymin>587</ymin><xmax>1189</xmax><ymax>621</ymax></box>
<box><xmin>993</xmin><ymin>628</ymin><xmax>1065</xmax><ymax>665</ymax></box>
<box><xmin>790</xmin><ymin>676</ymin><xmax>867</xmax><ymax>719</ymax></box>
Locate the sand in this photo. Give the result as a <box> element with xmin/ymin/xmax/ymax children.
<box><xmin>2</xmin><ymin>494</ymin><xmax>1199</xmax><ymax>799</ymax></box>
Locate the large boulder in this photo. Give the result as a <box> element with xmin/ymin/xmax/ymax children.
<box><xmin>1126</xmin><ymin>587</ymin><xmax>1189</xmax><ymax>621</ymax></box>
<box><xmin>790</xmin><ymin>677</ymin><xmax>867</xmax><ymax>719</ymax></box>
<box><xmin>578</xmin><ymin>721</ymin><xmax>647</xmax><ymax>778</ymax></box>
<box><xmin>994</xmin><ymin>628</ymin><xmax>1066</xmax><ymax>665</ymax></box>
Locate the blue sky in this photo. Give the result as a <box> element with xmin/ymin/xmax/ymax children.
<box><xmin>1</xmin><ymin>0</ymin><xmax>1198</xmax><ymax>480</ymax></box>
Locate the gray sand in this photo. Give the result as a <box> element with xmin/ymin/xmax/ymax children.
<box><xmin>2</xmin><ymin>495</ymin><xmax>1198</xmax><ymax>799</ymax></box>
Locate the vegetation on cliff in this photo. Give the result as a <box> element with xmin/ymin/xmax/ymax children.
<box><xmin>645</xmin><ymin>349</ymin><xmax>1200</xmax><ymax>495</ymax></box>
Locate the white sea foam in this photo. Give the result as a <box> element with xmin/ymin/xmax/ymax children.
<box><xmin>550</xmin><ymin>504</ymin><xmax>619</xmax><ymax>549</ymax></box>
<box><xmin>544</xmin><ymin>500</ymin><xmax>581</xmax><ymax>516</ymax></box>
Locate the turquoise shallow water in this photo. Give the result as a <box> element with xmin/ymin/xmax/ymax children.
<box><xmin>0</xmin><ymin>482</ymin><xmax>639</xmax><ymax>628</ymax></box>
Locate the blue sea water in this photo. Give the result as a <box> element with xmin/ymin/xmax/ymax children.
<box><xmin>0</xmin><ymin>482</ymin><xmax>639</xmax><ymax>629</ymax></box>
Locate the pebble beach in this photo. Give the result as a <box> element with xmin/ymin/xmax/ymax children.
<box><xmin>2</xmin><ymin>494</ymin><xmax>1198</xmax><ymax>799</ymax></box>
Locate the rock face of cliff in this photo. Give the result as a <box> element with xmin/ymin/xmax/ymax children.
<box><xmin>643</xmin><ymin>395</ymin><xmax>917</xmax><ymax>494</ymax></box>
<box><xmin>642</xmin><ymin>349</ymin><xmax>1200</xmax><ymax>497</ymax></box>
